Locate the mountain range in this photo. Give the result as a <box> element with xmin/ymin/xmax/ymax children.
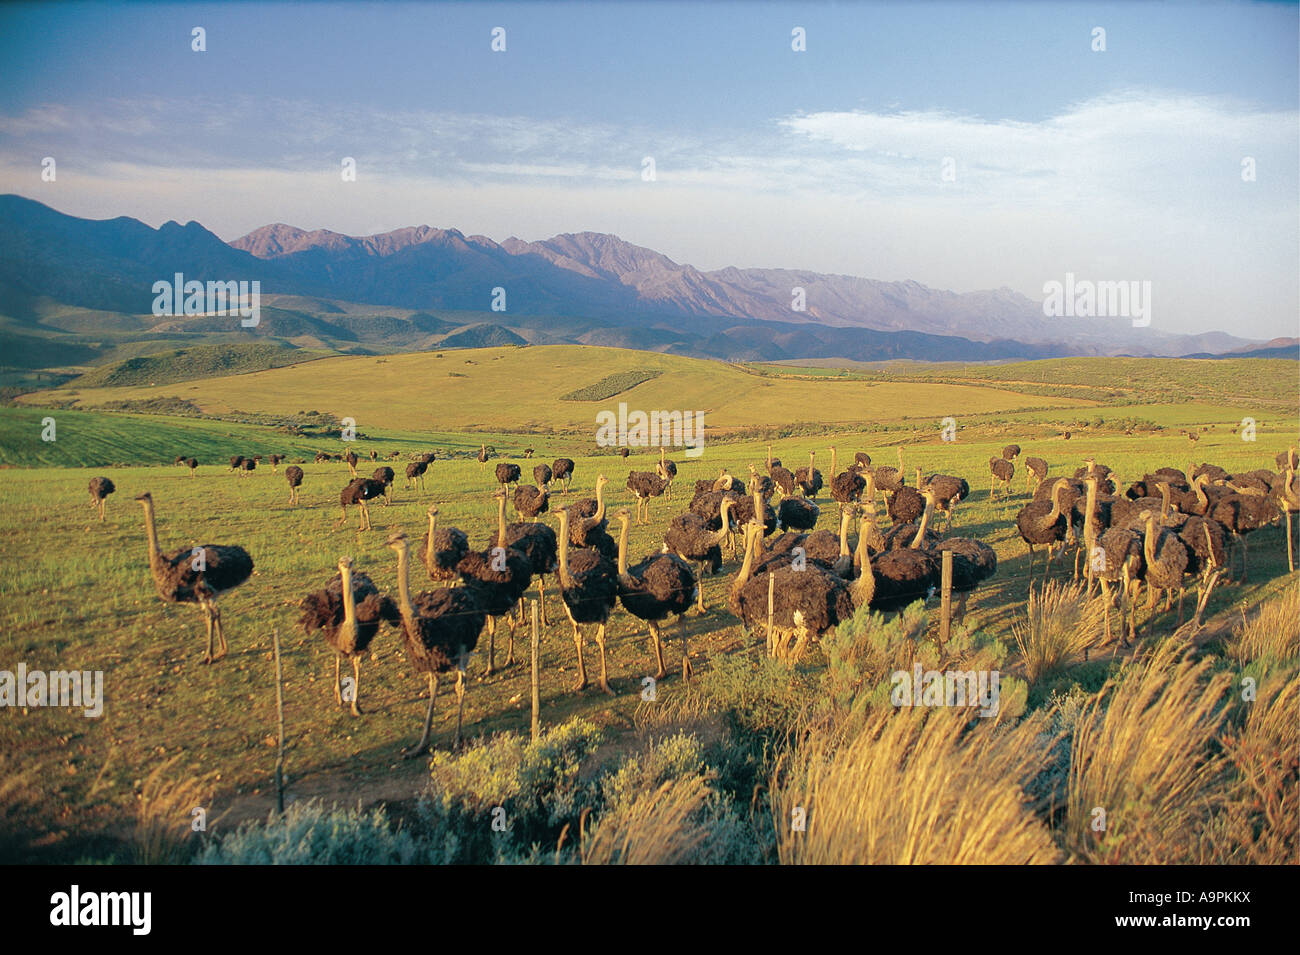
<box><xmin>0</xmin><ymin>194</ymin><xmax>1282</xmax><ymax>369</ymax></box>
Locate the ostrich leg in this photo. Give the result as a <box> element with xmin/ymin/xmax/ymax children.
<box><xmin>484</xmin><ymin>616</ymin><xmax>497</xmax><ymax>676</ymax></box>
<box><xmin>1193</xmin><ymin>570</ymin><xmax>1221</xmax><ymax>628</ymax></box>
<box><xmin>350</xmin><ymin>657</ymin><xmax>362</xmax><ymax>716</ymax></box>
<box><xmin>1286</xmin><ymin>509</ymin><xmax>1295</xmax><ymax>573</ymax></box>
<box><xmin>452</xmin><ymin>669</ymin><xmax>467</xmax><ymax>749</ymax></box>
<box><xmin>595</xmin><ymin>623</ymin><xmax>614</xmax><ymax>695</ymax></box>
<box><xmin>571</xmin><ymin>621</ymin><xmax>588</xmax><ymax>691</ymax></box>
<box><xmin>504</xmin><ymin>616</ymin><xmax>517</xmax><ymax>667</ymax></box>
<box><xmin>1100</xmin><ymin>579</ymin><xmax>1113</xmax><ymax>645</ymax></box>
<box><xmin>402</xmin><ymin>672</ymin><xmax>439</xmax><ymax>759</ymax></box>
<box><xmin>650</xmin><ymin>622</ymin><xmax>667</xmax><ymax>680</ymax></box>
<box><xmin>334</xmin><ymin>656</ymin><xmax>342</xmax><ymax>704</ymax></box>
<box><xmin>538</xmin><ymin>577</ymin><xmax>550</xmax><ymax>627</ymax></box>
<box><xmin>200</xmin><ymin>603</ymin><xmax>216</xmax><ymax>664</ymax></box>
<box><xmin>213</xmin><ymin>604</ymin><xmax>228</xmax><ymax>659</ymax></box>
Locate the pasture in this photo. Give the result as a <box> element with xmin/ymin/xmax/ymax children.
<box><xmin>0</xmin><ymin>349</ymin><xmax>1297</xmax><ymax>863</ymax></box>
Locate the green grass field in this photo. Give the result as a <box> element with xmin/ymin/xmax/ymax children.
<box><xmin>1</xmin><ymin>347</ymin><xmax>1297</xmax><ymax>862</ymax></box>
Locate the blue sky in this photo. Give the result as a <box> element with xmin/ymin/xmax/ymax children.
<box><xmin>1</xmin><ymin>0</ymin><xmax>1297</xmax><ymax>339</ymax></box>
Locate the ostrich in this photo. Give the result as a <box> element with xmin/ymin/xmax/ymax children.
<box><xmin>664</xmin><ymin>499</ymin><xmax>734</xmax><ymax>610</ymax></box>
<box><xmin>612</xmin><ymin>509</ymin><xmax>697</xmax><ymax>679</ymax></box>
<box><xmin>369</xmin><ymin>450</ymin><xmax>378</xmax><ymax>462</ymax></box>
<box><xmin>513</xmin><ymin>483</ymin><xmax>549</xmax><ymax>521</ymax></box>
<box><xmin>372</xmin><ymin>466</ymin><xmax>396</xmax><ymax>504</ymax></box>
<box><xmin>990</xmin><ymin>457</ymin><xmax>1015</xmax><ymax>499</ymax></box>
<box><xmin>405</xmin><ymin>459</ymin><xmax>428</xmax><ymax>490</ymax></box>
<box><xmin>1192</xmin><ymin>462</ymin><xmax>1229</xmax><ymax>484</ymax></box>
<box><xmin>828</xmin><ymin>446</ymin><xmax>865</xmax><ymax>514</ymax></box>
<box><xmin>298</xmin><ymin>556</ymin><xmax>395</xmax><ymax>716</ymax></box>
<box><xmin>314</xmin><ymin>452</ymin><xmax>331</xmax><ymax>464</ymax></box>
<box><xmin>268</xmin><ymin>454</ymin><xmax>285</xmax><ymax>474</ymax></box>
<box><xmin>887</xmin><ymin>484</ymin><xmax>925</xmax><ymax>527</ymax></box>
<box><xmin>566</xmin><ymin>474</ymin><xmax>614</xmax><ymax>559</ymax></box>
<box><xmin>1197</xmin><ymin>477</ymin><xmax>1277</xmax><ymax>581</ymax></box>
<box><xmin>555</xmin><ymin>507</ymin><xmax>619</xmax><ymax>693</ymax></box>
<box><xmin>495</xmin><ymin>462</ymin><xmax>522</xmax><ymax>488</ymax></box>
<box><xmin>937</xmin><ymin>535</ymin><xmax>998</xmax><ymax>623</ymax></box>
<box><xmin>455</xmin><ymin>491</ymin><xmax>532</xmax><ymax>674</ymax></box>
<box><xmin>1137</xmin><ymin>509</ymin><xmax>1189</xmax><ymax>626</ymax></box>
<box><xmin>1002</xmin><ymin>444</ymin><xmax>1021</xmax><ymax>461</ymax></box>
<box><xmin>240</xmin><ymin>457</ymin><xmax>257</xmax><ymax>477</ymax></box>
<box><xmin>477</xmin><ymin>444</ymin><xmax>490</xmax><ymax>471</ymax></box>
<box><xmin>767</xmin><ymin>446</ymin><xmax>796</xmax><ymax>497</ymax></box>
<box><xmin>523</xmin><ymin>448</ymin><xmax>534</xmax><ymax>459</ymax></box>
<box><xmin>729</xmin><ymin>521</ymin><xmax>860</xmax><ymax>661</ymax></box>
<box><xmin>727</xmin><ymin>489</ymin><xmax>777</xmax><ymax>554</ymax></box>
<box><xmin>712</xmin><ymin>469</ymin><xmax>744</xmax><ymax>494</ymax></box>
<box><xmin>504</xmin><ymin>511</ymin><xmax>559</xmax><ymax>627</ymax></box>
<box><xmin>626</xmin><ymin>471</ymin><xmax>669</xmax><ymax>525</ymax></box>
<box><xmin>777</xmin><ymin>496</ymin><xmax>819</xmax><ymax>532</ymax></box>
<box><xmin>88</xmin><ymin>477</ymin><xmax>115</xmax><ymax>521</ymax></box>
<box><xmin>134</xmin><ymin>492</ymin><xmax>254</xmax><ymax>663</ymax></box>
<box><xmin>229</xmin><ymin>455</ymin><xmax>245</xmax><ymax>471</ymax></box>
<box><xmin>339</xmin><ymin>478</ymin><xmax>386</xmax><ymax>531</ymax></box>
<box><xmin>1279</xmin><ymin>465</ymin><xmax>1299</xmax><ymax>573</ymax></box>
<box><xmin>655</xmin><ymin>447</ymin><xmax>679</xmax><ymax>496</ymax></box>
<box><xmin>1024</xmin><ymin>456</ymin><xmax>1048</xmax><ymax>493</ymax></box>
<box><xmin>175</xmin><ymin>457</ymin><xmax>198</xmax><ymax>478</ymax></box>
<box><xmin>619</xmin><ymin>448</ymin><xmax>630</xmax><ymax>459</ymax></box>
<box><xmin>746</xmin><ymin>464</ymin><xmax>775</xmax><ymax>501</ymax></box>
<box><xmin>1015</xmin><ymin>479</ymin><xmax>1069</xmax><ymax>578</ymax></box>
<box><xmin>854</xmin><ymin>451</ymin><xmax>872</xmax><ymax>468</ymax></box>
<box><xmin>344</xmin><ymin>449</ymin><xmax>359</xmax><ymax>477</ymax></box>
<box><xmin>418</xmin><ymin>506</ymin><xmax>471</xmax><ymax>586</ymax></box>
<box><xmin>758</xmin><ymin>502</ymin><xmax>855</xmax><ymax>579</ymax></box>
<box><xmin>917</xmin><ymin>470</ymin><xmax>969</xmax><ymax>530</ymax></box>
<box><xmin>552</xmin><ymin>458</ymin><xmax>575</xmax><ymax>493</ymax></box>
<box><xmin>385</xmin><ymin>531</ymin><xmax>486</xmax><ymax>757</ymax></box>
<box><xmin>285</xmin><ymin>465</ymin><xmax>304</xmax><ymax>505</ymax></box>
<box><xmin>871</xmin><ymin>447</ymin><xmax>906</xmax><ymax>503</ymax></box>
<box><xmin>533</xmin><ymin>463</ymin><xmax>553</xmax><ymax>489</ymax></box>
<box><xmin>794</xmin><ymin>451</ymin><xmax>823</xmax><ymax>498</ymax></box>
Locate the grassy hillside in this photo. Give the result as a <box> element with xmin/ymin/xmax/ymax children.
<box><xmin>72</xmin><ymin>342</ymin><xmax>333</xmax><ymax>388</ymax></box>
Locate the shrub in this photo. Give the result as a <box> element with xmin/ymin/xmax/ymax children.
<box><xmin>197</xmin><ymin>800</ymin><xmax>426</xmax><ymax>865</ymax></box>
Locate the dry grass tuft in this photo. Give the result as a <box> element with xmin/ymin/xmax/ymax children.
<box><xmin>771</xmin><ymin>706</ymin><xmax>1061</xmax><ymax>865</ymax></box>
<box><xmin>1013</xmin><ymin>581</ymin><xmax>1106</xmax><ymax>683</ymax></box>
<box><xmin>1065</xmin><ymin>640</ymin><xmax>1232</xmax><ymax>863</ymax></box>
<box><xmin>579</xmin><ymin>775</ymin><xmax>712</xmax><ymax>865</ymax></box>
<box><xmin>1226</xmin><ymin>580</ymin><xmax>1300</xmax><ymax>665</ymax></box>
<box><xmin>133</xmin><ymin>756</ymin><xmax>219</xmax><ymax>865</ymax></box>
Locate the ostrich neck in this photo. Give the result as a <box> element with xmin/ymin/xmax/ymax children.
<box><xmin>733</xmin><ymin>527</ymin><xmax>757</xmax><ymax>594</ymax></box>
<box><xmin>1143</xmin><ymin>518</ymin><xmax>1159</xmax><ymax>565</ymax></box>
<box><xmin>340</xmin><ymin>563</ymin><xmax>359</xmax><ymax>638</ymax></box>
<box><xmin>1083</xmin><ymin>482</ymin><xmax>1098</xmax><ymax>545</ymax></box>
<box><xmin>1047</xmin><ymin>486</ymin><xmax>1064</xmax><ymax>523</ymax></box>
<box><xmin>140</xmin><ymin>502</ymin><xmax>163</xmax><ymax>565</ymax></box>
<box><xmin>718</xmin><ymin>500</ymin><xmax>733</xmax><ymax>542</ymax></box>
<box><xmin>838</xmin><ymin>508</ymin><xmax>852</xmax><ymax>557</ymax></box>
<box><xmin>394</xmin><ymin>546</ymin><xmax>416</xmax><ymax>625</ymax></box>
<box><xmin>556</xmin><ymin>513</ymin><xmax>573</xmax><ymax>586</ymax></box>
<box><xmin>616</xmin><ymin>517</ymin><xmax>630</xmax><ymax>576</ymax></box>
<box><xmin>854</xmin><ymin>515</ymin><xmax>872</xmax><ymax>573</ymax></box>
<box><xmin>594</xmin><ymin>482</ymin><xmax>606</xmax><ymax>523</ymax></box>
<box><xmin>1193</xmin><ymin>478</ymin><xmax>1208</xmax><ymax>511</ymax></box>
<box><xmin>424</xmin><ymin>512</ymin><xmax>438</xmax><ymax>571</ymax></box>
<box><xmin>829</xmin><ymin>448</ymin><xmax>837</xmax><ymax>476</ymax></box>
<box><xmin>767</xmin><ymin>446</ymin><xmax>773</xmax><ymax>469</ymax></box>
<box><xmin>1158</xmin><ymin>484</ymin><xmax>1171</xmax><ymax>519</ymax></box>
<box><xmin>910</xmin><ymin>500</ymin><xmax>933</xmax><ymax>548</ymax></box>
<box><xmin>851</xmin><ymin>535</ymin><xmax>875</xmax><ymax>607</ymax></box>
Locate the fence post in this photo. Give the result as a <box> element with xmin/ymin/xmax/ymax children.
<box><xmin>272</xmin><ymin>628</ymin><xmax>285</xmax><ymax>815</ymax></box>
<box><xmin>530</xmin><ymin>600</ymin><xmax>541</xmax><ymax>742</ymax></box>
<box><xmin>939</xmin><ymin>550</ymin><xmax>953</xmax><ymax>647</ymax></box>
<box><xmin>766</xmin><ymin>574</ymin><xmax>776</xmax><ymax>657</ymax></box>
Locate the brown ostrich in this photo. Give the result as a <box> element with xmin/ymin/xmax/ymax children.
<box><xmin>372</xmin><ymin>466</ymin><xmax>396</xmax><ymax>504</ymax></box>
<box><xmin>418</xmin><ymin>506</ymin><xmax>471</xmax><ymax>586</ymax></box>
<box><xmin>916</xmin><ymin>469</ymin><xmax>969</xmax><ymax>530</ymax></box>
<box><xmin>513</xmin><ymin>483</ymin><xmax>549</xmax><ymax>521</ymax></box>
<box><xmin>664</xmin><ymin>498</ymin><xmax>733</xmax><ymax>611</ymax></box>
<box><xmin>551</xmin><ymin>457</ymin><xmax>576</xmax><ymax>493</ymax></box>
<box><xmin>1137</xmin><ymin>509</ymin><xmax>1189</xmax><ymax>626</ymax></box>
<box><xmin>285</xmin><ymin>465</ymin><xmax>304</xmax><ymax>505</ymax></box>
<box><xmin>385</xmin><ymin>531</ymin><xmax>486</xmax><ymax>757</ymax></box>
<box><xmin>767</xmin><ymin>445</ymin><xmax>796</xmax><ymax>497</ymax></box>
<box><xmin>175</xmin><ymin>457</ymin><xmax>198</xmax><ymax>478</ymax></box>
<box><xmin>626</xmin><ymin>470</ymin><xmax>669</xmax><ymax>525</ymax></box>
<box><xmin>503</xmin><ymin>510</ymin><xmax>559</xmax><ymax>627</ymax></box>
<box><xmin>134</xmin><ymin>492</ymin><xmax>254</xmax><ymax>663</ymax></box>
<box><xmin>554</xmin><ymin>507</ymin><xmax>619</xmax><ymax>693</ymax></box>
<box><xmin>298</xmin><ymin>556</ymin><xmax>395</xmax><ymax>716</ymax></box>
<box><xmin>477</xmin><ymin>444</ymin><xmax>490</xmax><ymax>471</ymax></box>
<box><xmin>523</xmin><ymin>448</ymin><xmax>534</xmax><ymax>459</ymax></box>
<box><xmin>405</xmin><ymin>459</ymin><xmax>429</xmax><ymax>490</ymax></box>
<box><xmin>828</xmin><ymin>446</ymin><xmax>865</xmax><ymax>514</ymax></box>
<box><xmin>619</xmin><ymin>448</ymin><xmax>631</xmax><ymax>459</ymax></box>
<box><xmin>1015</xmin><ymin>480</ymin><xmax>1069</xmax><ymax>578</ymax></box>
<box><xmin>345</xmin><ymin>449</ymin><xmax>359</xmax><ymax>477</ymax></box>
<box><xmin>455</xmin><ymin>491</ymin><xmax>532</xmax><ymax>674</ymax></box>
<box><xmin>88</xmin><ymin>477</ymin><xmax>115</xmax><ymax>521</ymax></box>
<box><xmin>655</xmin><ymin>447</ymin><xmax>679</xmax><ymax>496</ymax></box>
<box><xmin>1001</xmin><ymin>444</ymin><xmax>1021</xmax><ymax>461</ymax></box>
<box><xmin>338</xmin><ymin>478</ymin><xmax>386</xmax><ymax>531</ymax></box>
<box><xmin>566</xmin><ymin>474</ymin><xmax>614</xmax><ymax>559</ymax></box>
<box><xmin>613</xmin><ymin>509</ymin><xmax>698</xmax><ymax>680</ymax></box>
<box><xmin>794</xmin><ymin>450</ymin><xmax>823</xmax><ymax>498</ymax></box>
<box><xmin>533</xmin><ymin>462</ymin><xmax>553</xmax><ymax>488</ymax></box>
<box><xmin>854</xmin><ymin>451</ymin><xmax>872</xmax><ymax>468</ymax></box>
<box><xmin>495</xmin><ymin>462</ymin><xmax>522</xmax><ymax>488</ymax></box>
<box><xmin>239</xmin><ymin>457</ymin><xmax>257</xmax><ymax>477</ymax></box>
<box><xmin>871</xmin><ymin>447</ymin><xmax>906</xmax><ymax>503</ymax></box>
<box><xmin>746</xmin><ymin>464</ymin><xmax>775</xmax><ymax>501</ymax></box>
<box><xmin>268</xmin><ymin>454</ymin><xmax>285</xmax><ymax>474</ymax></box>
<box><xmin>989</xmin><ymin>457</ymin><xmax>1015</xmax><ymax>498</ymax></box>
<box><xmin>230</xmin><ymin>455</ymin><xmax>246</xmax><ymax>471</ymax></box>
<box><xmin>1024</xmin><ymin>456</ymin><xmax>1048</xmax><ymax>493</ymax></box>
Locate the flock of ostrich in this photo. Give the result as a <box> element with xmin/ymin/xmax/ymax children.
<box><xmin>84</xmin><ymin>437</ymin><xmax>1300</xmax><ymax>756</ymax></box>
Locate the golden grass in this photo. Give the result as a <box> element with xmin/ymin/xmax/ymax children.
<box><xmin>1013</xmin><ymin>581</ymin><xmax>1107</xmax><ymax>684</ymax></box>
<box><xmin>578</xmin><ymin>775</ymin><xmax>712</xmax><ymax>865</ymax></box>
<box><xmin>133</xmin><ymin>756</ymin><xmax>219</xmax><ymax>865</ymax></box>
<box><xmin>1064</xmin><ymin>640</ymin><xmax>1232</xmax><ymax>864</ymax></box>
<box><xmin>1226</xmin><ymin>579</ymin><xmax>1300</xmax><ymax>665</ymax></box>
<box><xmin>771</xmin><ymin>707</ymin><xmax>1061</xmax><ymax>865</ymax></box>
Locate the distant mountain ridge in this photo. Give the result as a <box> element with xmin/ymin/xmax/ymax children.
<box><xmin>0</xmin><ymin>194</ymin><xmax>1269</xmax><ymax>365</ymax></box>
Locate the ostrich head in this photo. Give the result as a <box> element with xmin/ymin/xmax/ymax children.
<box><xmin>134</xmin><ymin>492</ymin><xmax>153</xmax><ymax>504</ymax></box>
<box><xmin>337</xmin><ymin>556</ymin><xmax>354</xmax><ymax>571</ymax></box>
<box><xmin>385</xmin><ymin>530</ymin><xmax>409</xmax><ymax>550</ymax></box>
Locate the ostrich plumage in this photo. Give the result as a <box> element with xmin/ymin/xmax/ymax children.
<box><xmin>1001</xmin><ymin>444</ymin><xmax>1021</xmax><ymax>461</ymax></box>
<box><xmin>919</xmin><ymin>471</ymin><xmax>970</xmax><ymax>529</ymax></box>
<box><xmin>794</xmin><ymin>451</ymin><xmax>823</xmax><ymax>498</ymax></box>
<box><xmin>386</xmin><ymin>531</ymin><xmax>486</xmax><ymax>757</ymax></box>
<box><xmin>372</xmin><ymin>466</ymin><xmax>396</xmax><ymax>503</ymax></box>
<box><xmin>612</xmin><ymin>510</ymin><xmax>697</xmax><ymax>680</ymax></box>
<box><xmin>405</xmin><ymin>459</ymin><xmax>428</xmax><ymax>490</ymax></box>
<box><xmin>655</xmin><ymin>448</ymin><xmax>679</xmax><ymax>495</ymax></box>
<box><xmin>870</xmin><ymin>447</ymin><xmax>907</xmax><ymax>503</ymax></box>
<box><xmin>1016</xmin><ymin>480</ymin><xmax>1070</xmax><ymax>577</ymax></box>
<box><xmin>767</xmin><ymin>446</ymin><xmax>796</xmax><ymax>497</ymax></box>
<box><xmin>552</xmin><ymin>458</ymin><xmax>576</xmax><ymax>492</ymax></box>
<box><xmin>664</xmin><ymin>499</ymin><xmax>732</xmax><ymax>609</ymax></box>
<box><xmin>477</xmin><ymin>444</ymin><xmax>490</xmax><ymax>470</ymax></box>
<box><xmin>989</xmin><ymin>457</ymin><xmax>1015</xmax><ymax>498</ymax></box>
<box><xmin>777</xmin><ymin>496</ymin><xmax>819</xmax><ymax>531</ymax></box>
<box><xmin>1192</xmin><ymin>462</ymin><xmax>1229</xmax><ymax>484</ymax></box>
<box><xmin>339</xmin><ymin>478</ymin><xmax>386</xmax><ymax>530</ymax></box>
<box><xmin>240</xmin><ymin>457</ymin><xmax>257</xmax><ymax>476</ymax></box>
<box><xmin>513</xmin><ymin>484</ymin><xmax>549</xmax><ymax>521</ymax></box>
<box><xmin>284</xmin><ymin>465</ymin><xmax>304</xmax><ymax>505</ymax></box>
<box><xmin>268</xmin><ymin>454</ymin><xmax>285</xmax><ymax>473</ymax></box>
<box><xmin>1024</xmin><ymin>456</ymin><xmax>1048</xmax><ymax>492</ymax></box>
<box><xmin>757</xmin><ymin>507</ymin><xmax>854</xmax><ymax>578</ymax></box>
<box><xmin>746</xmin><ymin>466</ymin><xmax>775</xmax><ymax>501</ymax></box>
<box><xmin>887</xmin><ymin>485</ymin><xmax>925</xmax><ymax>526</ymax></box>
<box><xmin>503</xmin><ymin>519</ymin><xmax>558</xmax><ymax>627</ymax></box>
<box><xmin>555</xmin><ymin>508</ymin><xmax>619</xmax><ymax>694</ymax></box>
<box><xmin>728</xmin><ymin>490</ymin><xmax>777</xmax><ymax>543</ymax></box>
<box><xmin>495</xmin><ymin>462</ymin><xmax>522</xmax><ymax>488</ymax></box>
<box><xmin>828</xmin><ymin>447</ymin><xmax>865</xmax><ymax>509</ymax></box>
<box><xmin>175</xmin><ymin>457</ymin><xmax>198</xmax><ymax>477</ymax></box>
<box><xmin>533</xmin><ymin>463</ymin><xmax>553</xmax><ymax>488</ymax></box>
<box><xmin>626</xmin><ymin>470</ymin><xmax>669</xmax><ymax>524</ymax></box>
<box><xmin>230</xmin><ymin>455</ymin><xmax>245</xmax><ymax>471</ymax></box>
<box><xmin>1137</xmin><ymin>510</ymin><xmax>1189</xmax><ymax>616</ymax></box>
<box><xmin>854</xmin><ymin>452</ymin><xmax>872</xmax><ymax>468</ymax></box>
<box><xmin>298</xmin><ymin>558</ymin><xmax>396</xmax><ymax>716</ymax></box>
<box><xmin>134</xmin><ymin>492</ymin><xmax>254</xmax><ymax>664</ymax></box>
<box><xmin>455</xmin><ymin>491</ymin><xmax>532</xmax><ymax>674</ymax></box>
<box><xmin>88</xmin><ymin>476</ymin><xmax>115</xmax><ymax>521</ymax></box>
<box><xmin>344</xmin><ymin>449</ymin><xmax>359</xmax><ymax>477</ymax></box>
<box><xmin>566</xmin><ymin>474</ymin><xmax>609</xmax><ymax>543</ymax></box>
<box><xmin>417</xmin><ymin>507</ymin><xmax>470</xmax><ymax>586</ymax></box>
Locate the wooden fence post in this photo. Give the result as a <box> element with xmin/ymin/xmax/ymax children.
<box><xmin>530</xmin><ymin>600</ymin><xmax>541</xmax><ymax>742</ymax></box>
<box><xmin>766</xmin><ymin>574</ymin><xmax>776</xmax><ymax>657</ymax></box>
<box><xmin>272</xmin><ymin>628</ymin><xmax>285</xmax><ymax>815</ymax></box>
<box><xmin>939</xmin><ymin>550</ymin><xmax>953</xmax><ymax>647</ymax></box>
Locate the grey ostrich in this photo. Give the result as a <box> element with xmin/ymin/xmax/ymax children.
<box><xmin>627</xmin><ymin>470</ymin><xmax>669</xmax><ymax>525</ymax></box>
<box><xmin>767</xmin><ymin>446</ymin><xmax>796</xmax><ymax>498</ymax></box>
<box><xmin>794</xmin><ymin>450</ymin><xmax>823</xmax><ymax>499</ymax></box>
<box><xmin>990</xmin><ymin>457</ymin><xmax>1015</xmax><ymax>499</ymax></box>
<box><xmin>285</xmin><ymin>465</ymin><xmax>304</xmax><ymax>505</ymax></box>
<box><xmin>664</xmin><ymin>498</ymin><xmax>733</xmax><ymax>611</ymax></box>
<box><xmin>555</xmin><ymin>507</ymin><xmax>619</xmax><ymax>693</ymax></box>
<box><xmin>828</xmin><ymin>446</ymin><xmax>865</xmax><ymax>515</ymax></box>
<box><xmin>552</xmin><ymin>458</ymin><xmax>576</xmax><ymax>493</ymax></box>
<box><xmin>1015</xmin><ymin>479</ymin><xmax>1069</xmax><ymax>578</ymax></box>
<box><xmin>418</xmin><ymin>506</ymin><xmax>470</xmax><ymax>586</ymax></box>
<box><xmin>533</xmin><ymin>462</ymin><xmax>553</xmax><ymax>489</ymax></box>
<box><xmin>135</xmin><ymin>492</ymin><xmax>254</xmax><ymax>663</ymax></box>
<box><xmin>88</xmin><ymin>477</ymin><xmax>115</xmax><ymax>522</ymax></box>
<box><xmin>1024</xmin><ymin>456</ymin><xmax>1048</xmax><ymax>493</ymax></box>
<box><xmin>495</xmin><ymin>462</ymin><xmax>522</xmax><ymax>488</ymax></box>
<box><xmin>513</xmin><ymin>483</ymin><xmax>549</xmax><ymax>521</ymax></box>
<box><xmin>298</xmin><ymin>556</ymin><xmax>395</xmax><ymax>716</ymax></box>
<box><xmin>613</xmin><ymin>508</ymin><xmax>697</xmax><ymax>679</ymax></box>
<box><xmin>455</xmin><ymin>490</ymin><xmax>532</xmax><ymax>674</ymax></box>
